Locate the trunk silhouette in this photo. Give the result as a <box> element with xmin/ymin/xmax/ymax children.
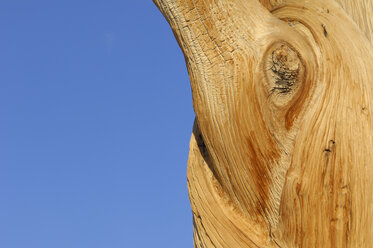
<box><xmin>154</xmin><ymin>1</ymin><xmax>373</xmax><ymax>247</ymax></box>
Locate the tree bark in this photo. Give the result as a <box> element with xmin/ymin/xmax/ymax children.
<box><xmin>154</xmin><ymin>1</ymin><xmax>373</xmax><ymax>247</ymax></box>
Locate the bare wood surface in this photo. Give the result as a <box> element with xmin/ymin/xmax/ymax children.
<box><xmin>154</xmin><ymin>0</ymin><xmax>373</xmax><ymax>247</ymax></box>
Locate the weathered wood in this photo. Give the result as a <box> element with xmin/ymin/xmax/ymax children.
<box><xmin>154</xmin><ymin>0</ymin><xmax>373</xmax><ymax>247</ymax></box>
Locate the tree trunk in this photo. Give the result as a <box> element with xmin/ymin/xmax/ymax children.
<box><xmin>154</xmin><ymin>1</ymin><xmax>373</xmax><ymax>247</ymax></box>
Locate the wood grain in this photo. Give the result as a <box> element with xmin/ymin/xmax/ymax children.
<box><xmin>154</xmin><ymin>0</ymin><xmax>373</xmax><ymax>247</ymax></box>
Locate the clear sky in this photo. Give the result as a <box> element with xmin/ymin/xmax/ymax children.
<box><xmin>0</xmin><ymin>1</ymin><xmax>195</xmax><ymax>247</ymax></box>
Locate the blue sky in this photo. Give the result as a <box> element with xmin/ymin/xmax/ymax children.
<box><xmin>0</xmin><ymin>1</ymin><xmax>194</xmax><ymax>247</ymax></box>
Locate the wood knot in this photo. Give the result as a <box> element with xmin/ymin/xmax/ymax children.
<box><xmin>264</xmin><ymin>42</ymin><xmax>304</xmax><ymax>105</ymax></box>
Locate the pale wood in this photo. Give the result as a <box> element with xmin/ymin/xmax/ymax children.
<box><xmin>154</xmin><ymin>0</ymin><xmax>373</xmax><ymax>247</ymax></box>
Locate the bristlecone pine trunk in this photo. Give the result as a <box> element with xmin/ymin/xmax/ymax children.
<box><xmin>154</xmin><ymin>0</ymin><xmax>373</xmax><ymax>247</ymax></box>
